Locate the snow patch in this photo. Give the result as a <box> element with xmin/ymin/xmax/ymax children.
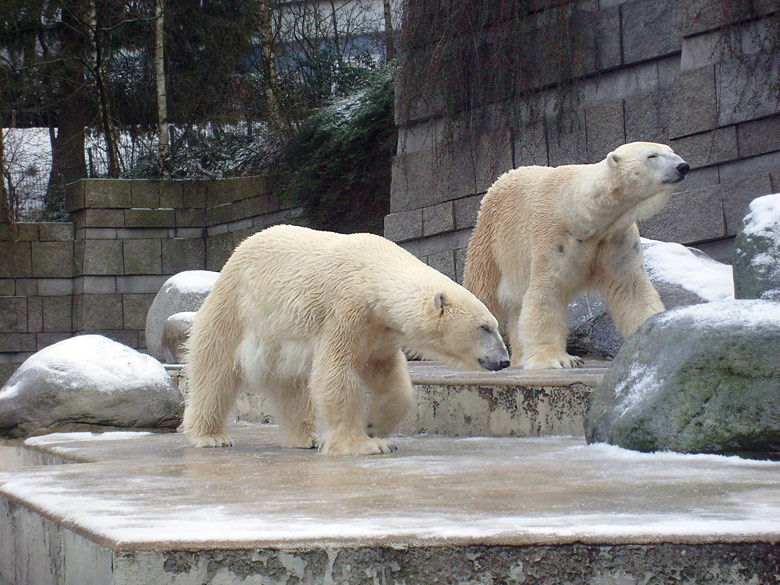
<box><xmin>749</xmin><ymin>251</ymin><xmax>776</xmax><ymax>267</ymax></box>
<box><xmin>742</xmin><ymin>193</ymin><xmax>780</xmax><ymax>237</ymax></box>
<box><xmin>613</xmin><ymin>363</ymin><xmax>660</xmax><ymax>416</ymax></box>
<box><xmin>657</xmin><ymin>299</ymin><xmax>780</xmax><ymax>328</ymax></box>
<box><xmin>641</xmin><ymin>239</ymin><xmax>733</xmax><ymax>301</ymax></box>
<box><xmin>162</xmin><ymin>270</ymin><xmax>220</xmax><ymax>295</ymax></box>
<box><xmin>0</xmin><ymin>335</ymin><xmax>169</xmax><ymax>398</ymax></box>
<box><xmin>25</xmin><ymin>431</ymin><xmax>152</xmax><ymax>447</ymax></box>
<box><xmin>571</xmin><ymin>443</ymin><xmax>780</xmax><ymax>466</ymax></box>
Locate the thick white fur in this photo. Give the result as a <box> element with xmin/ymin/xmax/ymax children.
<box><xmin>183</xmin><ymin>225</ymin><xmax>507</xmax><ymax>454</ymax></box>
<box><xmin>464</xmin><ymin>142</ymin><xmax>688</xmax><ymax>369</ymax></box>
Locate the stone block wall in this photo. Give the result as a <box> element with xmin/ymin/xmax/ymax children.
<box><xmin>387</xmin><ymin>0</ymin><xmax>780</xmax><ymax>278</ymax></box>
<box><xmin>0</xmin><ymin>177</ymin><xmax>304</xmax><ymax>384</ymax></box>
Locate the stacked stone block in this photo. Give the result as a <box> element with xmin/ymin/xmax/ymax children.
<box><xmin>387</xmin><ymin>0</ymin><xmax>780</xmax><ymax>274</ymax></box>
<box><xmin>0</xmin><ymin>176</ymin><xmax>304</xmax><ymax>385</ymax></box>
<box><xmin>0</xmin><ymin>222</ymin><xmax>74</xmax><ymax>382</ymax></box>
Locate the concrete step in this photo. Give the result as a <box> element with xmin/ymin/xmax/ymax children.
<box><xmin>167</xmin><ymin>360</ymin><xmax>611</xmax><ymax>438</ymax></box>
<box><xmin>2</xmin><ymin>425</ymin><xmax>779</xmax><ymax>584</ymax></box>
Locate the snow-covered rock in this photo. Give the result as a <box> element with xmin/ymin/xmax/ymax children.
<box><xmin>145</xmin><ymin>270</ymin><xmax>219</xmax><ymax>361</ymax></box>
<box><xmin>0</xmin><ymin>335</ymin><xmax>182</xmax><ymax>438</ymax></box>
<box><xmin>162</xmin><ymin>311</ymin><xmax>196</xmax><ymax>363</ymax></box>
<box><xmin>734</xmin><ymin>194</ymin><xmax>780</xmax><ymax>301</ymax></box>
<box><xmin>585</xmin><ymin>300</ymin><xmax>780</xmax><ymax>458</ymax></box>
<box><xmin>567</xmin><ymin>239</ymin><xmax>733</xmax><ymax>358</ymax></box>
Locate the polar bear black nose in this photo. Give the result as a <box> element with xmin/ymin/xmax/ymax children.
<box><xmin>677</xmin><ymin>162</ymin><xmax>690</xmax><ymax>175</ymax></box>
<box><xmin>499</xmin><ymin>359</ymin><xmax>510</xmax><ymax>370</ymax></box>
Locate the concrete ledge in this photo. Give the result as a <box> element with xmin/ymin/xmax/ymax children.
<box><xmin>168</xmin><ymin>361</ymin><xmax>609</xmax><ymax>438</ymax></box>
<box><xmin>2</xmin><ymin>428</ymin><xmax>779</xmax><ymax>584</ymax></box>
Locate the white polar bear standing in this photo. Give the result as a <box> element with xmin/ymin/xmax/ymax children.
<box><xmin>183</xmin><ymin>225</ymin><xmax>509</xmax><ymax>454</ymax></box>
<box><xmin>464</xmin><ymin>142</ymin><xmax>689</xmax><ymax>369</ymax></box>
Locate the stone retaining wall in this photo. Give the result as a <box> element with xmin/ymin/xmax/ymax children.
<box><xmin>0</xmin><ymin>177</ymin><xmax>304</xmax><ymax>384</ymax></box>
<box><xmin>386</xmin><ymin>0</ymin><xmax>780</xmax><ymax>279</ymax></box>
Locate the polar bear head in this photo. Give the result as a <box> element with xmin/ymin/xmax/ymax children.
<box><xmin>403</xmin><ymin>285</ymin><xmax>510</xmax><ymax>371</ymax></box>
<box><xmin>606</xmin><ymin>142</ymin><xmax>689</xmax><ymax>193</ymax></box>
<box><xmin>604</xmin><ymin>142</ymin><xmax>689</xmax><ymax>222</ymax></box>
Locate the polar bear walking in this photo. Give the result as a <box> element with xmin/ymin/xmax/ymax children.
<box><xmin>464</xmin><ymin>142</ymin><xmax>689</xmax><ymax>369</ymax></box>
<box><xmin>183</xmin><ymin>225</ymin><xmax>509</xmax><ymax>454</ymax></box>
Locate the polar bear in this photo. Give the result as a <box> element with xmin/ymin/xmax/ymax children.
<box><xmin>183</xmin><ymin>225</ymin><xmax>509</xmax><ymax>454</ymax></box>
<box><xmin>463</xmin><ymin>142</ymin><xmax>689</xmax><ymax>369</ymax></box>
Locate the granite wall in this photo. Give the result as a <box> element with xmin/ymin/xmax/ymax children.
<box><xmin>0</xmin><ymin>177</ymin><xmax>303</xmax><ymax>384</ymax></box>
<box><xmin>385</xmin><ymin>0</ymin><xmax>780</xmax><ymax>280</ymax></box>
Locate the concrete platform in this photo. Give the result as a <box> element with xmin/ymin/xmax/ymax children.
<box><xmin>2</xmin><ymin>425</ymin><xmax>780</xmax><ymax>584</ymax></box>
<box><xmin>169</xmin><ymin>360</ymin><xmax>611</xmax><ymax>438</ymax></box>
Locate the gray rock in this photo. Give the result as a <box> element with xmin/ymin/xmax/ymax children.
<box><xmin>585</xmin><ymin>300</ymin><xmax>780</xmax><ymax>458</ymax></box>
<box><xmin>145</xmin><ymin>270</ymin><xmax>219</xmax><ymax>361</ymax></box>
<box><xmin>568</xmin><ymin>240</ymin><xmax>733</xmax><ymax>358</ymax></box>
<box><xmin>162</xmin><ymin>311</ymin><xmax>195</xmax><ymax>364</ymax></box>
<box><xmin>733</xmin><ymin>194</ymin><xmax>780</xmax><ymax>301</ymax></box>
<box><xmin>0</xmin><ymin>335</ymin><xmax>183</xmax><ymax>438</ymax></box>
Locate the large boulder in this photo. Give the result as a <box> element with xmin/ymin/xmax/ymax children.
<box><xmin>585</xmin><ymin>300</ymin><xmax>780</xmax><ymax>458</ymax></box>
<box><xmin>733</xmin><ymin>193</ymin><xmax>780</xmax><ymax>301</ymax></box>
<box><xmin>567</xmin><ymin>239</ymin><xmax>733</xmax><ymax>358</ymax></box>
<box><xmin>145</xmin><ymin>270</ymin><xmax>219</xmax><ymax>361</ymax></box>
<box><xmin>0</xmin><ymin>335</ymin><xmax>183</xmax><ymax>438</ymax></box>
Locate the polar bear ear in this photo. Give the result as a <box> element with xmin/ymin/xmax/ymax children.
<box><xmin>607</xmin><ymin>151</ymin><xmax>620</xmax><ymax>168</ymax></box>
<box><xmin>433</xmin><ymin>290</ymin><xmax>450</xmax><ymax>314</ymax></box>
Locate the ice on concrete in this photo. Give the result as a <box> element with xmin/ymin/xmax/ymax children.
<box><xmin>26</xmin><ymin>432</ymin><xmax>152</xmax><ymax>446</ymax></box>
<box><xmin>2</xmin><ymin>428</ymin><xmax>779</xmax><ymax>549</ymax></box>
<box><xmin>641</xmin><ymin>238</ymin><xmax>733</xmax><ymax>302</ymax></box>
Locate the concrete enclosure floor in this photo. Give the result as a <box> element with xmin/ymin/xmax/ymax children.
<box><xmin>3</xmin><ymin>425</ymin><xmax>780</xmax><ymax>552</ymax></box>
<box><xmin>1</xmin><ymin>361</ymin><xmax>779</xmax><ymax>584</ymax></box>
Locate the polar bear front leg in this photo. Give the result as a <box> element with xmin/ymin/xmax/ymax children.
<box><xmin>597</xmin><ymin>229</ymin><xmax>665</xmax><ymax>338</ymax></box>
<box><xmin>518</xmin><ymin>281</ymin><xmax>585</xmax><ymax>369</ymax></box>
<box><xmin>363</xmin><ymin>350</ymin><xmax>414</xmax><ymax>438</ymax></box>
<box><xmin>310</xmin><ymin>345</ymin><xmax>397</xmax><ymax>455</ymax></box>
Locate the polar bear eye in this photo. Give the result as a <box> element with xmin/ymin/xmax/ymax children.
<box><xmin>480</xmin><ymin>324</ymin><xmax>492</xmax><ymax>333</ymax></box>
<box><xmin>647</xmin><ymin>154</ymin><xmax>658</xmax><ymax>159</ymax></box>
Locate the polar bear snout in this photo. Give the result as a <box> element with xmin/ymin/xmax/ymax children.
<box><xmin>479</xmin><ymin>356</ymin><xmax>511</xmax><ymax>371</ymax></box>
<box><xmin>477</xmin><ymin>328</ymin><xmax>510</xmax><ymax>371</ymax></box>
<box><xmin>661</xmin><ymin>153</ymin><xmax>690</xmax><ymax>184</ymax></box>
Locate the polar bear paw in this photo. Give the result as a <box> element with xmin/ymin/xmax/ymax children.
<box><xmin>523</xmin><ymin>352</ymin><xmax>585</xmax><ymax>369</ymax></box>
<box><xmin>285</xmin><ymin>435</ymin><xmax>319</xmax><ymax>449</ymax></box>
<box><xmin>320</xmin><ymin>434</ymin><xmax>398</xmax><ymax>455</ymax></box>
<box><xmin>189</xmin><ymin>433</ymin><xmax>234</xmax><ymax>448</ymax></box>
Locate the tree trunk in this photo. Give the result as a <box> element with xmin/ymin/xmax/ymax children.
<box><xmin>383</xmin><ymin>0</ymin><xmax>394</xmax><ymax>61</ymax></box>
<box><xmin>47</xmin><ymin>0</ymin><xmax>87</xmax><ymax>220</ymax></box>
<box><xmin>87</xmin><ymin>0</ymin><xmax>120</xmax><ymax>178</ymax></box>
<box><xmin>258</xmin><ymin>0</ymin><xmax>281</xmax><ymax>129</ymax></box>
<box><xmin>0</xmin><ymin>128</ymin><xmax>10</xmax><ymax>224</ymax></box>
<box><xmin>155</xmin><ymin>0</ymin><xmax>171</xmax><ymax>179</ymax></box>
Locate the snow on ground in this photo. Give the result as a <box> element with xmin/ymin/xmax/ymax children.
<box><xmin>641</xmin><ymin>238</ymin><xmax>733</xmax><ymax>301</ymax></box>
<box><xmin>162</xmin><ymin>270</ymin><xmax>220</xmax><ymax>294</ymax></box>
<box><xmin>741</xmin><ymin>193</ymin><xmax>780</xmax><ymax>237</ymax></box>
<box><xmin>25</xmin><ymin>432</ymin><xmax>152</xmax><ymax>447</ymax></box>
<box><xmin>0</xmin><ymin>335</ymin><xmax>169</xmax><ymax>399</ymax></box>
